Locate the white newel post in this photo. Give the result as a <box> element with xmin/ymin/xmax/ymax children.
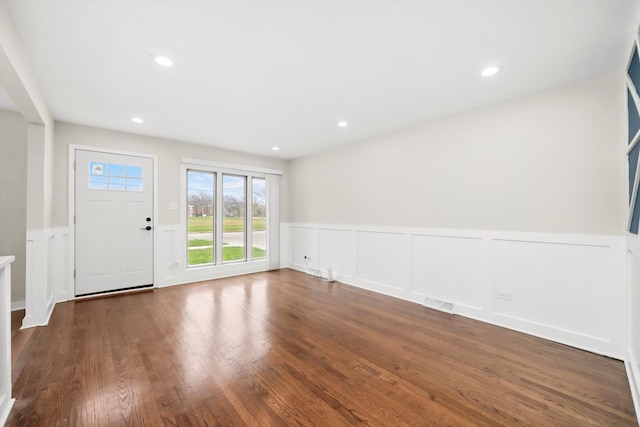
<box><xmin>0</xmin><ymin>256</ymin><xmax>15</xmax><ymax>426</ymax></box>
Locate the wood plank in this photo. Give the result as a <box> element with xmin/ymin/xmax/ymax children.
<box><xmin>10</xmin><ymin>309</ymin><xmax>35</xmax><ymax>386</ymax></box>
<box><xmin>6</xmin><ymin>269</ymin><xmax>637</xmax><ymax>426</ymax></box>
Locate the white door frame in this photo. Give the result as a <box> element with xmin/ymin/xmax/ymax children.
<box><xmin>67</xmin><ymin>145</ymin><xmax>159</xmax><ymax>299</ymax></box>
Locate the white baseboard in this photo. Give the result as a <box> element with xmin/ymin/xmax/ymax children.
<box><xmin>21</xmin><ymin>299</ymin><xmax>54</xmax><ymax>329</ymax></box>
<box><xmin>11</xmin><ymin>300</ymin><xmax>25</xmax><ymax>311</ymax></box>
<box><xmin>0</xmin><ymin>397</ymin><xmax>15</xmax><ymax>427</ymax></box>
<box><xmin>625</xmin><ymin>350</ymin><xmax>640</xmax><ymax>423</ymax></box>
<box><xmin>157</xmin><ymin>260</ymin><xmax>268</xmax><ymax>288</ymax></box>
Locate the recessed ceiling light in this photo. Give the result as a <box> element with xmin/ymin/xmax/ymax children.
<box><xmin>338</xmin><ymin>121</ymin><xmax>348</xmax><ymax>127</ymax></box>
<box><xmin>272</xmin><ymin>146</ymin><xmax>280</xmax><ymax>151</ymax></box>
<box><xmin>154</xmin><ymin>55</ymin><xmax>174</xmax><ymax>67</ymax></box>
<box><xmin>131</xmin><ymin>117</ymin><xmax>144</xmax><ymax>124</ymax></box>
<box><xmin>481</xmin><ymin>66</ymin><xmax>501</xmax><ymax>77</ymax></box>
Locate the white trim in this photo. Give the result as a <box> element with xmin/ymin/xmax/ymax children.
<box><xmin>11</xmin><ymin>300</ymin><xmax>25</xmax><ymax>311</ymax></box>
<box><xmin>626</xmin><ymin>350</ymin><xmax>640</xmax><ymax>423</ymax></box>
<box><xmin>181</xmin><ymin>162</ymin><xmax>275</xmax><ymax>272</ymax></box>
<box><xmin>0</xmin><ymin>398</ymin><xmax>14</xmax><ymax>427</ymax></box>
<box><xmin>625</xmin><ymin>40</ymin><xmax>638</xmax><ymax>72</ymax></box>
<box><xmin>247</xmin><ymin>177</ymin><xmax>253</xmax><ymax>260</ymax></box>
<box><xmin>625</xmin><ymin>75</ymin><xmax>640</xmax><ymax>153</ymax></box>
<box><xmin>181</xmin><ymin>157</ymin><xmax>282</xmax><ymax>175</ymax></box>
<box><xmin>286</xmin><ymin>222</ymin><xmax>621</xmax><ymax>246</ymax></box>
<box><xmin>627</xmin><ymin>59</ymin><xmax>640</xmax><ymax>234</ymax></box>
<box><xmin>267</xmin><ymin>174</ymin><xmax>281</xmax><ymax>270</ymax></box>
<box><xmin>68</xmin><ymin>145</ymin><xmax>158</xmax><ymax>299</ymax></box>
<box><xmin>21</xmin><ymin>230</ymin><xmax>56</xmax><ymax>329</ymax></box>
<box><xmin>628</xmin><ymin>233</ymin><xmax>640</xmax><ymax>254</ymax></box>
<box><xmin>215</xmin><ymin>169</ymin><xmax>223</xmax><ymax>265</ymax></box>
<box><xmin>159</xmin><ymin>259</ymin><xmax>268</xmax><ymax>288</ymax></box>
<box><xmin>631</xmin><ymin>170</ymin><xmax>640</xmax><ymax>232</ymax></box>
<box><xmin>0</xmin><ymin>257</ymin><xmax>14</xmax><ymax>426</ymax></box>
<box><xmin>627</xmin><ymin>131</ymin><xmax>640</xmax><ymax>155</ymax></box>
<box><xmin>627</xmin><ymin>71</ymin><xmax>640</xmax><ymax>106</ymax></box>
<box><xmin>626</xmin><ymin>85</ymin><xmax>640</xmax><ymax>154</ymax></box>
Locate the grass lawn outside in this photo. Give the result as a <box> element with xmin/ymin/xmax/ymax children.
<box><xmin>188</xmin><ymin>246</ymin><xmax>266</xmax><ymax>265</ymax></box>
<box><xmin>188</xmin><ymin>216</ymin><xmax>266</xmax><ymax>233</ymax></box>
<box><xmin>188</xmin><ymin>239</ymin><xmax>212</xmax><ymax>247</ymax></box>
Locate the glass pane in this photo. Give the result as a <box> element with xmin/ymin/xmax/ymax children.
<box><xmin>108</xmin><ymin>176</ymin><xmax>126</xmax><ymax>190</ymax></box>
<box><xmin>252</xmin><ymin>177</ymin><xmax>266</xmax><ymax>259</ymax></box>
<box><xmin>126</xmin><ymin>178</ymin><xmax>143</xmax><ymax>192</ymax></box>
<box><xmin>108</xmin><ymin>163</ymin><xmax>125</xmax><ymax>177</ymax></box>
<box><xmin>127</xmin><ymin>165</ymin><xmax>143</xmax><ymax>178</ymax></box>
<box><xmin>223</xmin><ymin>174</ymin><xmax>246</xmax><ymax>262</ymax></box>
<box><xmin>187</xmin><ymin>170</ymin><xmax>215</xmax><ymax>266</ymax></box>
<box><xmin>88</xmin><ymin>175</ymin><xmax>107</xmax><ymax>190</ymax></box>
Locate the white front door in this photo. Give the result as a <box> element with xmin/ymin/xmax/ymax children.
<box><xmin>75</xmin><ymin>149</ymin><xmax>154</xmax><ymax>296</ymax></box>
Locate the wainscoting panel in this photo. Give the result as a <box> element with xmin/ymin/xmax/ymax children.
<box><xmin>156</xmin><ymin>225</ymin><xmax>180</xmax><ymax>286</ymax></box>
<box><xmin>318</xmin><ymin>228</ymin><xmax>355</xmax><ymax>280</ymax></box>
<box><xmin>22</xmin><ymin>229</ymin><xmax>58</xmax><ymax>328</ymax></box>
<box><xmin>288</xmin><ymin>226</ymin><xmax>318</xmax><ymax>272</ymax></box>
<box><xmin>13</xmin><ymin>224</ymin><xmax>69</xmax><ymax>314</ymax></box>
<box><xmin>285</xmin><ymin>223</ymin><xmax>625</xmax><ymax>359</ymax></box>
<box><xmin>411</xmin><ymin>234</ymin><xmax>484</xmax><ymax>309</ymax></box>
<box><xmin>357</xmin><ymin>231</ymin><xmax>407</xmax><ymax>291</ymax></box>
<box><xmin>492</xmin><ymin>239</ymin><xmax>613</xmax><ymax>342</ymax></box>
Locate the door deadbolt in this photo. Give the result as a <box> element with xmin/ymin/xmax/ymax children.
<box><xmin>140</xmin><ymin>226</ymin><xmax>152</xmax><ymax>231</ymax></box>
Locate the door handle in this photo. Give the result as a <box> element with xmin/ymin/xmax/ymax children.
<box><xmin>141</xmin><ymin>226</ymin><xmax>152</xmax><ymax>231</ymax></box>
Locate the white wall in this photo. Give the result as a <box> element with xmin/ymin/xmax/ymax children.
<box><xmin>1</xmin><ymin>0</ymin><xmax>56</xmax><ymax>328</ymax></box>
<box><xmin>286</xmin><ymin>73</ymin><xmax>628</xmax><ymax>358</ymax></box>
<box><xmin>289</xmin><ymin>73</ymin><xmax>626</xmax><ymax>235</ymax></box>
<box><xmin>53</xmin><ymin>122</ymin><xmax>288</xmax><ymax>227</ymax></box>
<box><xmin>0</xmin><ymin>109</ymin><xmax>26</xmax><ymax>306</ymax></box>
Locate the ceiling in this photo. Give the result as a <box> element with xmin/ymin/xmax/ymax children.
<box><xmin>3</xmin><ymin>0</ymin><xmax>640</xmax><ymax>159</ymax></box>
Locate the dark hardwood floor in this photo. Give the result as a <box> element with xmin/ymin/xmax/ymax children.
<box><xmin>11</xmin><ymin>309</ymin><xmax>35</xmax><ymax>386</ymax></box>
<box><xmin>7</xmin><ymin>269</ymin><xmax>637</xmax><ymax>426</ymax></box>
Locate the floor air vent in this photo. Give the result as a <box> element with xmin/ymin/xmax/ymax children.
<box><xmin>422</xmin><ymin>297</ymin><xmax>455</xmax><ymax>314</ymax></box>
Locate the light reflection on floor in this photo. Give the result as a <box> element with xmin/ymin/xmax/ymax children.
<box><xmin>177</xmin><ymin>279</ymin><xmax>271</xmax><ymax>386</ymax></box>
